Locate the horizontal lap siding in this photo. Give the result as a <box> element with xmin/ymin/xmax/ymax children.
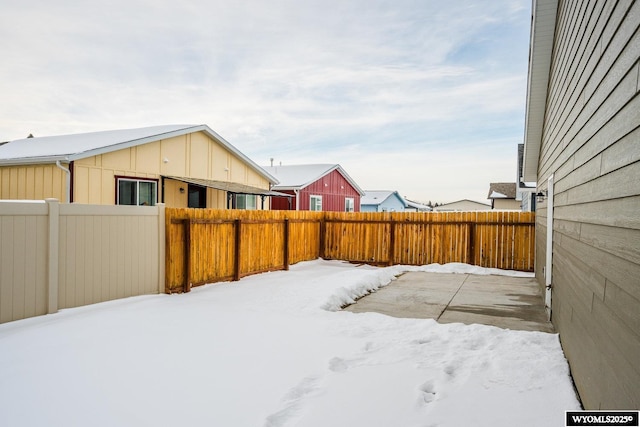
<box><xmin>538</xmin><ymin>0</ymin><xmax>640</xmax><ymax>409</ymax></box>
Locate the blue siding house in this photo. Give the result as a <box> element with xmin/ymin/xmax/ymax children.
<box><xmin>360</xmin><ymin>191</ymin><xmax>408</xmax><ymax>212</ymax></box>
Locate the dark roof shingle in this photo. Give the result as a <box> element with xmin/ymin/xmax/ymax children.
<box><xmin>488</xmin><ymin>182</ymin><xmax>517</xmax><ymax>199</ymax></box>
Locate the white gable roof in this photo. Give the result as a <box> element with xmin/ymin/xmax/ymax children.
<box><xmin>0</xmin><ymin>124</ymin><xmax>278</xmax><ymax>184</ymax></box>
<box><xmin>433</xmin><ymin>199</ymin><xmax>491</xmax><ymax>211</ymax></box>
<box><xmin>0</xmin><ymin>125</ymin><xmax>193</xmax><ymax>161</ymax></box>
<box><xmin>361</xmin><ymin>190</ymin><xmax>407</xmax><ymax>207</ymax></box>
<box><xmin>405</xmin><ymin>199</ymin><xmax>432</xmax><ymax>211</ymax></box>
<box><xmin>263</xmin><ymin>164</ymin><xmax>365</xmax><ymax>195</ymax></box>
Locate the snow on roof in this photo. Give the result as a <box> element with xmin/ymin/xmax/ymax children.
<box><xmin>361</xmin><ymin>190</ymin><xmax>406</xmax><ymax>206</ymax></box>
<box><xmin>405</xmin><ymin>199</ymin><xmax>432</xmax><ymax>211</ymax></box>
<box><xmin>487</xmin><ymin>182</ymin><xmax>517</xmax><ymax>199</ymax></box>
<box><xmin>0</xmin><ymin>125</ymin><xmax>196</xmax><ymax>161</ymax></box>
<box><xmin>0</xmin><ymin>124</ymin><xmax>278</xmax><ymax>184</ymax></box>
<box><xmin>263</xmin><ymin>164</ymin><xmax>365</xmax><ymax>195</ymax></box>
<box><xmin>434</xmin><ymin>199</ymin><xmax>492</xmax><ymax>210</ymax></box>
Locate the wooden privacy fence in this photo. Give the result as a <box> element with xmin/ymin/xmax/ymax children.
<box><xmin>166</xmin><ymin>209</ymin><xmax>535</xmax><ymax>293</ymax></box>
<box><xmin>166</xmin><ymin>209</ymin><xmax>324</xmax><ymax>292</ymax></box>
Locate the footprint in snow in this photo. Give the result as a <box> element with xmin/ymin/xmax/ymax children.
<box><xmin>263</xmin><ymin>376</ymin><xmax>320</xmax><ymax>427</ymax></box>
<box><xmin>444</xmin><ymin>364</ymin><xmax>457</xmax><ymax>378</ymax></box>
<box><xmin>418</xmin><ymin>380</ymin><xmax>437</xmax><ymax>405</ymax></box>
<box><xmin>328</xmin><ymin>357</ymin><xmax>350</xmax><ymax>373</ymax></box>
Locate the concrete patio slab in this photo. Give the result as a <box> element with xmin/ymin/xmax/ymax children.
<box><xmin>343</xmin><ymin>272</ymin><xmax>554</xmax><ymax>333</ymax></box>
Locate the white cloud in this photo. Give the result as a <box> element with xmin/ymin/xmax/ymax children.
<box><xmin>0</xmin><ymin>0</ymin><xmax>531</xmax><ymax>202</ymax></box>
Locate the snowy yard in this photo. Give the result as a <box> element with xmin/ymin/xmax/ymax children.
<box><xmin>0</xmin><ymin>260</ymin><xmax>580</xmax><ymax>427</ymax></box>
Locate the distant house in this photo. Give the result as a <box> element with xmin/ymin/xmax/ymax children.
<box><xmin>360</xmin><ymin>191</ymin><xmax>407</xmax><ymax>212</ymax></box>
<box><xmin>487</xmin><ymin>183</ymin><xmax>520</xmax><ymax>210</ymax></box>
<box><xmin>433</xmin><ymin>199</ymin><xmax>491</xmax><ymax>212</ymax></box>
<box><xmin>0</xmin><ymin>125</ymin><xmax>285</xmax><ymax>209</ymax></box>
<box><xmin>263</xmin><ymin>164</ymin><xmax>364</xmax><ymax>212</ymax></box>
<box><xmin>404</xmin><ymin>199</ymin><xmax>432</xmax><ymax>212</ymax></box>
<box><xmin>517</xmin><ymin>143</ymin><xmax>537</xmax><ymax>212</ymax></box>
<box><xmin>523</xmin><ymin>0</ymin><xmax>639</xmax><ymax>408</ymax></box>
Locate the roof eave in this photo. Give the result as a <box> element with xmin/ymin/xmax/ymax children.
<box><xmin>61</xmin><ymin>124</ymin><xmax>279</xmax><ymax>185</ymax></box>
<box><xmin>198</xmin><ymin>125</ymin><xmax>279</xmax><ymax>185</ymax></box>
<box><xmin>65</xmin><ymin>125</ymin><xmax>201</xmax><ymax>162</ymax></box>
<box><xmin>287</xmin><ymin>164</ymin><xmax>365</xmax><ymax>196</ymax></box>
<box><xmin>523</xmin><ymin>0</ymin><xmax>558</xmax><ymax>183</ymax></box>
<box><xmin>332</xmin><ymin>165</ymin><xmax>365</xmax><ymax>196</ymax></box>
<box><xmin>0</xmin><ymin>156</ymin><xmax>69</xmax><ymax>166</ymax></box>
<box><xmin>271</xmin><ymin>185</ymin><xmax>301</xmax><ymax>191</ymax></box>
<box><xmin>393</xmin><ymin>191</ymin><xmax>409</xmax><ymax>207</ymax></box>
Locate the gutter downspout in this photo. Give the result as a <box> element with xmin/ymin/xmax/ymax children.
<box><xmin>294</xmin><ymin>189</ymin><xmax>300</xmax><ymax>211</ymax></box>
<box><xmin>55</xmin><ymin>160</ymin><xmax>71</xmax><ymax>203</ymax></box>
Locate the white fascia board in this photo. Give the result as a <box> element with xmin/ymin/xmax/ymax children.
<box><xmin>0</xmin><ymin>156</ymin><xmax>69</xmax><ymax>166</ymax></box>
<box><xmin>270</xmin><ymin>185</ymin><xmax>301</xmax><ymax>191</ymax></box>
<box><xmin>295</xmin><ymin>164</ymin><xmax>365</xmax><ymax>196</ymax></box>
<box><xmin>392</xmin><ymin>191</ymin><xmax>409</xmax><ymax>207</ymax></box>
<box><xmin>64</xmin><ymin>124</ymin><xmax>279</xmax><ymax>185</ymax></box>
<box><xmin>66</xmin><ymin>125</ymin><xmax>201</xmax><ymax>161</ymax></box>
<box><xmin>523</xmin><ymin>0</ymin><xmax>558</xmax><ymax>182</ymax></box>
<box><xmin>295</xmin><ymin>165</ymin><xmax>336</xmax><ymax>189</ymax></box>
<box><xmin>199</xmin><ymin>125</ymin><xmax>279</xmax><ymax>185</ymax></box>
<box><xmin>333</xmin><ymin>165</ymin><xmax>366</xmax><ymax>196</ymax></box>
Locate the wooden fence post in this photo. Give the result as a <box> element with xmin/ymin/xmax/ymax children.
<box><xmin>283</xmin><ymin>218</ymin><xmax>290</xmax><ymax>271</ymax></box>
<box><xmin>468</xmin><ymin>222</ymin><xmax>475</xmax><ymax>265</ymax></box>
<box><xmin>184</xmin><ymin>219</ymin><xmax>192</xmax><ymax>293</ymax></box>
<box><xmin>388</xmin><ymin>220</ymin><xmax>395</xmax><ymax>266</ymax></box>
<box><xmin>234</xmin><ymin>219</ymin><xmax>242</xmax><ymax>281</ymax></box>
<box><xmin>319</xmin><ymin>218</ymin><xmax>326</xmax><ymax>259</ymax></box>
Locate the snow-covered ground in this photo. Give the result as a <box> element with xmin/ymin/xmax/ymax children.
<box><xmin>0</xmin><ymin>260</ymin><xmax>580</xmax><ymax>427</ymax></box>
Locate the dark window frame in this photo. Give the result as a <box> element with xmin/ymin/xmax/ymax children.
<box><xmin>115</xmin><ymin>176</ymin><xmax>159</xmax><ymax>206</ymax></box>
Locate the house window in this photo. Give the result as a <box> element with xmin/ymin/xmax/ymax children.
<box><xmin>117</xmin><ymin>178</ymin><xmax>157</xmax><ymax>206</ymax></box>
<box><xmin>310</xmin><ymin>195</ymin><xmax>322</xmax><ymax>211</ymax></box>
<box><xmin>188</xmin><ymin>184</ymin><xmax>207</xmax><ymax>208</ymax></box>
<box><xmin>236</xmin><ymin>194</ymin><xmax>257</xmax><ymax>210</ymax></box>
<box><xmin>345</xmin><ymin>197</ymin><xmax>354</xmax><ymax>212</ymax></box>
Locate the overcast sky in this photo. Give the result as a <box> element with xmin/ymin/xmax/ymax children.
<box><xmin>0</xmin><ymin>0</ymin><xmax>531</xmax><ymax>204</ymax></box>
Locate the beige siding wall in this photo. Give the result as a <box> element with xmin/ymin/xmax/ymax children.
<box><xmin>72</xmin><ymin>131</ymin><xmax>270</xmax><ymax>206</ymax></box>
<box><xmin>537</xmin><ymin>0</ymin><xmax>640</xmax><ymax>409</ymax></box>
<box><xmin>163</xmin><ymin>179</ymin><xmax>188</xmax><ymax>208</ymax></box>
<box><xmin>0</xmin><ymin>165</ymin><xmax>67</xmax><ymax>202</ymax></box>
<box><xmin>0</xmin><ymin>200</ymin><xmax>164</xmax><ymax>324</ymax></box>
<box><xmin>492</xmin><ymin>199</ymin><xmax>521</xmax><ymax>210</ymax></box>
<box><xmin>162</xmin><ymin>178</ymin><xmax>228</xmax><ymax>209</ymax></box>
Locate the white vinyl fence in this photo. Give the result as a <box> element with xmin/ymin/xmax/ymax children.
<box><xmin>0</xmin><ymin>199</ymin><xmax>165</xmax><ymax>324</ymax></box>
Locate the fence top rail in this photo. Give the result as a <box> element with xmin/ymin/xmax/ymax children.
<box><xmin>170</xmin><ymin>217</ymin><xmax>534</xmax><ymax>226</ymax></box>
<box><xmin>324</xmin><ymin>219</ymin><xmax>535</xmax><ymax>226</ymax></box>
<box><xmin>170</xmin><ymin>218</ymin><xmax>322</xmax><ymax>225</ymax></box>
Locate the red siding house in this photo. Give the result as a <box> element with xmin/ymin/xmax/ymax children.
<box><xmin>263</xmin><ymin>164</ymin><xmax>364</xmax><ymax>211</ymax></box>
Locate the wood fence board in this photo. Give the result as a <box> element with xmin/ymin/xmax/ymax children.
<box><xmin>164</xmin><ymin>209</ymin><xmax>535</xmax><ymax>292</ymax></box>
